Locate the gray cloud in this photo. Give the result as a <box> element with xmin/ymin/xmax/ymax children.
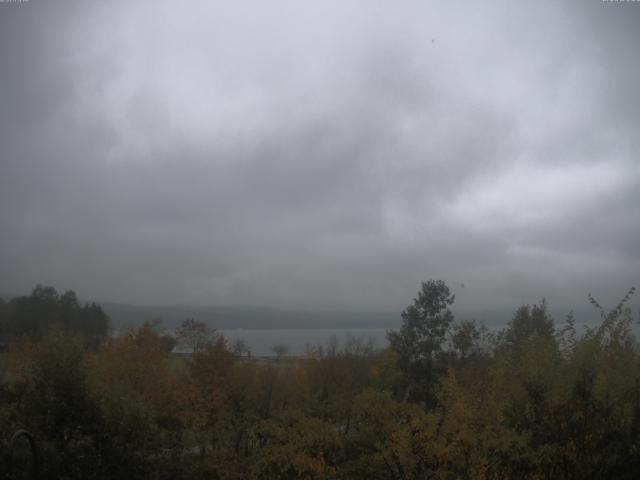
<box><xmin>1</xmin><ymin>0</ymin><xmax>639</xmax><ymax>320</ymax></box>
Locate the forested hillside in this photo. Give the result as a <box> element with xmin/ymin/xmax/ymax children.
<box><xmin>1</xmin><ymin>282</ymin><xmax>639</xmax><ymax>479</ymax></box>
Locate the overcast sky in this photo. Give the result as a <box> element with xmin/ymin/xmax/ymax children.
<box><xmin>1</xmin><ymin>0</ymin><xmax>638</xmax><ymax>319</ymax></box>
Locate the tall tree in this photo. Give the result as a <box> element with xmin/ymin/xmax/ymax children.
<box><xmin>500</xmin><ymin>299</ymin><xmax>554</xmax><ymax>352</ymax></box>
<box><xmin>387</xmin><ymin>279</ymin><xmax>455</xmax><ymax>406</ymax></box>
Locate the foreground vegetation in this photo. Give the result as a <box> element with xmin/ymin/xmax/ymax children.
<box><xmin>1</xmin><ymin>282</ymin><xmax>639</xmax><ymax>479</ymax></box>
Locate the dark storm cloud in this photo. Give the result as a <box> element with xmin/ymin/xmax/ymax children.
<box><xmin>1</xmin><ymin>0</ymin><xmax>639</xmax><ymax>318</ymax></box>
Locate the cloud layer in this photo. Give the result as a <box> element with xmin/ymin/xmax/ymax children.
<box><xmin>1</xmin><ymin>0</ymin><xmax>639</xmax><ymax>318</ymax></box>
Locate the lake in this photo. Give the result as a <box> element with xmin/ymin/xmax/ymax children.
<box><xmin>218</xmin><ymin>328</ymin><xmax>391</xmax><ymax>356</ymax></box>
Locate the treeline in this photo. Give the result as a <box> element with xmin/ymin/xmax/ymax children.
<box><xmin>0</xmin><ymin>282</ymin><xmax>639</xmax><ymax>479</ymax></box>
<box><xmin>0</xmin><ymin>285</ymin><xmax>109</xmax><ymax>347</ymax></box>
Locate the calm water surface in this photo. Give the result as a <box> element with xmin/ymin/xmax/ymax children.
<box><xmin>219</xmin><ymin>328</ymin><xmax>391</xmax><ymax>356</ymax></box>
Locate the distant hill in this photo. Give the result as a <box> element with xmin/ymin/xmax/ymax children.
<box><xmin>100</xmin><ymin>302</ymin><xmax>606</xmax><ymax>332</ymax></box>
<box><xmin>100</xmin><ymin>302</ymin><xmax>400</xmax><ymax>330</ymax></box>
<box><xmin>2</xmin><ymin>290</ymin><xmax>609</xmax><ymax>332</ymax></box>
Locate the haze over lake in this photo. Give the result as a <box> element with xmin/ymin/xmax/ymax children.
<box><xmin>219</xmin><ymin>328</ymin><xmax>388</xmax><ymax>357</ymax></box>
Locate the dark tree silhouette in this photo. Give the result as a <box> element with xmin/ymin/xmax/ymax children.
<box><xmin>387</xmin><ymin>279</ymin><xmax>455</xmax><ymax>405</ymax></box>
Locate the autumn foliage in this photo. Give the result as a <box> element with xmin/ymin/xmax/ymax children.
<box><xmin>1</xmin><ymin>283</ymin><xmax>639</xmax><ymax>479</ymax></box>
